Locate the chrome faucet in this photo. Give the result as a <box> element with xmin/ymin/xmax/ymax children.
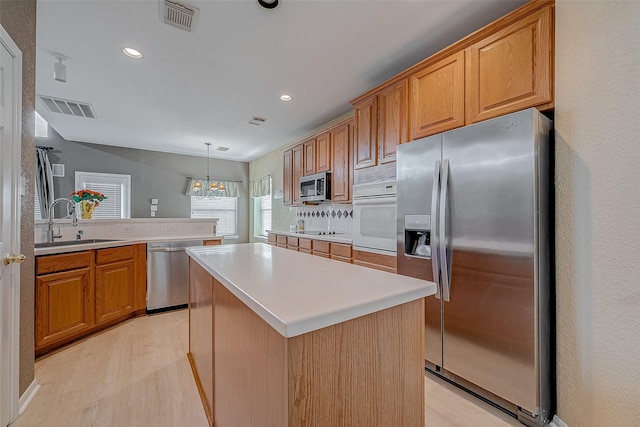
<box><xmin>47</xmin><ymin>198</ymin><xmax>78</xmax><ymax>243</ymax></box>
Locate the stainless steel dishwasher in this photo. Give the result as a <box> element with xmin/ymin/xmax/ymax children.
<box><xmin>147</xmin><ymin>240</ymin><xmax>202</xmax><ymax>313</ymax></box>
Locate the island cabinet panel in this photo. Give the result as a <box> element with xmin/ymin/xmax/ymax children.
<box><xmin>188</xmin><ymin>259</ymin><xmax>214</xmax><ymax>426</ymax></box>
<box><xmin>283</xmin><ymin>149</ymin><xmax>293</xmax><ymax>205</ymax></box>
<box><xmin>35</xmin><ymin>267</ymin><xmax>93</xmax><ymax>350</ymax></box>
<box><xmin>213</xmin><ymin>279</ymin><xmax>288</xmax><ymax>427</ymax></box>
<box><xmin>288</xmin><ymin>298</ymin><xmax>425</xmax><ymax>427</ymax></box>
<box><xmin>465</xmin><ymin>6</ymin><xmax>553</xmax><ymax>124</ymax></box>
<box><xmin>410</xmin><ymin>50</ymin><xmax>465</xmax><ymax>139</ymax></box>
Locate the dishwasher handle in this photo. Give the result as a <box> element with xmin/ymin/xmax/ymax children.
<box><xmin>147</xmin><ymin>247</ymin><xmax>188</xmax><ymax>253</ymax></box>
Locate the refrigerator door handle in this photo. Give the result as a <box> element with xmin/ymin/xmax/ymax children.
<box><xmin>440</xmin><ymin>159</ymin><xmax>451</xmax><ymax>302</ymax></box>
<box><xmin>431</xmin><ymin>160</ymin><xmax>441</xmax><ymax>299</ymax></box>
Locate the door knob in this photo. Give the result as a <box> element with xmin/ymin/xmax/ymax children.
<box><xmin>3</xmin><ymin>253</ymin><xmax>26</xmax><ymax>266</ymax></box>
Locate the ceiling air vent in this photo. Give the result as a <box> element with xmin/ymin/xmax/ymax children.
<box><xmin>37</xmin><ymin>95</ymin><xmax>97</xmax><ymax>119</ymax></box>
<box><xmin>249</xmin><ymin>116</ymin><xmax>267</xmax><ymax>126</ymax></box>
<box><xmin>162</xmin><ymin>0</ymin><xmax>200</xmax><ymax>32</ymax></box>
<box><xmin>216</xmin><ymin>146</ymin><xmax>230</xmax><ymax>152</ymax></box>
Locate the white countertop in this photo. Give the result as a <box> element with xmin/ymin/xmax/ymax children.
<box><xmin>267</xmin><ymin>229</ymin><xmax>353</xmax><ymax>244</ymax></box>
<box><xmin>34</xmin><ymin>235</ymin><xmax>223</xmax><ymax>256</ymax></box>
<box><xmin>187</xmin><ymin>243</ymin><xmax>436</xmax><ymax>338</ymax></box>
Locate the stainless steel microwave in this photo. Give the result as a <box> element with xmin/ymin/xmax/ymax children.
<box><xmin>300</xmin><ymin>172</ymin><xmax>331</xmax><ymax>203</ymax></box>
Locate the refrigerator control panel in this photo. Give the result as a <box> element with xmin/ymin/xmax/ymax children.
<box><xmin>404</xmin><ymin>214</ymin><xmax>430</xmax><ymax>230</ymax></box>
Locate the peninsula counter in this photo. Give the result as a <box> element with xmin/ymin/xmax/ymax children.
<box><xmin>187</xmin><ymin>243</ymin><xmax>436</xmax><ymax>426</ymax></box>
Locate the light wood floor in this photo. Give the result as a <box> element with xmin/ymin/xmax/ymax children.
<box><xmin>12</xmin><ymin>310</ymin><xmax>521</xmax><ymax>427</ymax></box>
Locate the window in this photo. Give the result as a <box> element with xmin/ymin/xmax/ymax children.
<box><xmin>253</xmin><ymin>195</ymin><xmax>271</xmax><ymax>237</ymax></box>
<box><xmin>75</xmin><ymin>171</ymin><xmax>131</xmax><ymax>219</ymax></box>
<box><xmin>191</xmin><ymin>196</ymin><xmax>237</xmax><ymax>236</ymax></box>
<box><xmin>250</xmin><ymin>176</ymin><xmax>271</xmax><ymax>238</ymax></box>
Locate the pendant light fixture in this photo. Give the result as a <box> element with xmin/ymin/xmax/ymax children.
<box><xmin>191</xmin><ymin>143</ymin><xmax>223</xmax><ymax>199</ymax></box>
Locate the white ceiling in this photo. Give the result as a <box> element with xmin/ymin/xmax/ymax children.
<box><xmin>36</xmin><ymin>0</ymin><xmax>527</xmax><ymax>162</ymax></box>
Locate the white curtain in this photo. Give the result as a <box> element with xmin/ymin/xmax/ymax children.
<box><xmin>250</xmin><ymin>175</ymin><xmax>271</xmax><ymax>198</ymax></box>
<box><xmin>185</xmin><ymin>178</ymin><xmax>239</xmax><ymax>197</ymax></box>
<box><xmin>35</xmin><ymin>147</ymin><xmax>55</xmax><ymax>219</ymax></box>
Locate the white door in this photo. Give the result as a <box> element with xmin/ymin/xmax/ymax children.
<box><xmin>0</xmin><ymin>26</ymin><xmax>23</xmax><ymax>427</ymax></box>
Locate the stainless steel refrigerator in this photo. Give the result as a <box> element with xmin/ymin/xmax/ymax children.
<box><xmin>397</xmin><ymin>108</ymin><xmax>552</xmax><ymax>426</ymax></box>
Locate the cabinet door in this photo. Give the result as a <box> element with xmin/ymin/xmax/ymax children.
<box><xmin>353</xmin><ymin>96</ymin><xmax>377</xmax><ymax>169</ymax></box>
<box><xmin>378</xmin><ymin>80</ymin><xmax>408</xmax><ymax>162</ymax></box>
<box><xmin>95</xmin><ymin>260</ymin><xmax>135</xmax><ymax>325</ymax></box>
<box><xmin>331</xmin><ymin>123</ymin><xmax>351</xmax><ymax>202</ymax></box>
<box><xmin>303</xmin><ymin>139</ymin><xmax>316</xmax><ymax>176</ymax></box>
<box><xmin>292</xmin><ymin>145</ymin><xmax>304</xmax><ymax>205</ymax></box>
<box><xmin>465</xmin><ymin>6</ymin><xmax>552</xmax><ymax>123</ymax></box>
<box><xmin>411</xmin><ymin>51</ymin><xmax>465</xmax><ymax>139</ymax></box>
<box><xmin>36</xmin><ymin>268</ymin><xmax>93</xmax><ymax>349</ymax></box>
<box><xmin>315</xmin><ymin>132</ymin><xmax>331</xmax><ymax>173</ymax></box>
<box><xmin>283</xmin><ymin>149</ymin><xmax>293</xmax><ymax>205</ymax></box>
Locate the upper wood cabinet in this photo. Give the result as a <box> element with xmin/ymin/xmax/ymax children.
<box><xmin>282</xmin><ymin>149</ymin><xmax>293</xmax><ymax>205</ymax></box>
<box><xmin>353</xmin><ymin>96</ymin><xmax>377</xmax><ymax>169</ymax></box>
<box><xmin>377</xmin><ymin>80</ymin><xmax>408</xmax><ymax>163</ymax></box>
<box><xmin>292</xmin><ymin>145</ymin><xmax>303</xmax><ymax>205</ymax></box>
<box><xmin>410</xmin><ymin>51</ymin><xmax>465</xmax><ymax>139</ymax></box>
<box><xmin>331</xmin><ymin>121</ymin><xmax>352</xmax><ymax>202</ymax></box>
<box><xmin>303</xmin><ymin>139</ymin><xmax>316</xmax><ymax>177</ymax></box>
<box><xmin>315</xmin><ymin>132</ymin><xmax>331</xmax><ymax>173</ymax></box>
<box><xmin>465</xmin><ymin>6</ymin><xmax>553</xmax><ymax>123</ymax></box>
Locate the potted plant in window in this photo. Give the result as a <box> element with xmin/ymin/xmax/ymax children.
<box><xmin>71</xmin><ymin>189</ymin><xmax>107</xmax><ymax>219</ymax></box>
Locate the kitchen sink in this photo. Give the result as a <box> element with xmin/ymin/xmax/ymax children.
<box><xmin>35</xmin><ymin>239</ymin><xmax>121</xmax><ymax>249</ymax></box>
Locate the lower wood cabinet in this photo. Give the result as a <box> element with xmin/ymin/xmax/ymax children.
<box><xmin>35</xmin><ymin>244</ymin><xmax>146</xmax><ymax>355</ymax></box>
<box><xmin>352</xmin><ymin>249</ymin><xmax>397</xmax><ymax>274</ymax></box>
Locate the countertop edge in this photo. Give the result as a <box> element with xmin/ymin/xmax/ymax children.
<box><xmin>187</xmin><ymin>244</ymin><xmax>436</xmax><ymax>338</ymax></box>
<box><xmin>34</xmin><ymin>235</ymin><xmax>223</xmax><ymax>256</ymax></box>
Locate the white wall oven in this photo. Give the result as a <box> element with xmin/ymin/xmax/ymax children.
<box><xmin>352</xmin><ymin>180</ymin><xmax>397</xmax><ymax>254</ymax></box>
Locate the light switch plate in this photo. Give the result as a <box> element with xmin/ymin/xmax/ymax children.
<box><xmin>150</xmin><ymin>205</ymin><xmax>158</xmax><ymax>211</ymax></box>
<box><xmin>151</xmin><ymin>198</ymin><xmax>158</xmax><ymax>205</ymax></box>
<box><xmin>150</xmin><ymin>211</ymin><xmax>156</xmax><ymax>217</ymax></box>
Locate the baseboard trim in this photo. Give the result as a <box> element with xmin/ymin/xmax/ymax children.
<box><xmin>549</xmin><ymin>415</ymin><xmax>569</xmax><ymax>427</ymax></box>
<box><xmin>18</xmin><ymin>379</ymin><xmax>41</xmax><ymax>415</ymax></box>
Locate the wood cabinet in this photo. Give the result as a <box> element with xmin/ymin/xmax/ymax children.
<box><xmin>267</xmin><ymin>233</ymin><xmax>277</xmax><ymax>245</ymax></box>
<box><xmin>292</xmin><ymin>145</ymin><xmax>303</xmax><ymax>206</ymax></box>
<box><xmin>35</xmin><ymin>244</ymin><xmax>146</xmax><ymax>355</ymax></box>
<box><xmin>302</xmin><ymin>139</ymin><xmax>316</xmax><ymax>176</ymax></box>
<box><xmin>353</xmin><ymin>96</ymin><xmax>377</xmax><ymax>169</ymax></box>
<box><xmin>282</xmin><ymin>149</ymin><xmax>293</xmax><ymax>205</ymax></box>
<box><xmin>465</xmin><ymin>6</ymin><xmax>552</xmax><ymax>124</ymax></box>
<box><xmin>352</xmin><ymin>0</ymin><xmax>553</xmax><ymax>142</ymax></box>
<box><xmin>203</xmin><ymin>239</ymin><xmax>222</xmax><ymax>246</ymax></box>
<box><xmin>315</xmin><ymin>132</ymin><xmax>331</xmax><ymax>173</ymax></box>
<box><xmin>352</xmin><ymin>249</ymin><xmax>397</xmax><ymax>274</ymax></box>
<box><xmin>330</xmin><ymin>121</ymin><xmax>352</xmax><ymax>202</ymax></box>
<box><xmin>330</xmin><ymin>243</ymin><xmax>352</xmax><ymax>263</ymax></box>
<box><xmin>312</xmin><ymin>240</ymin><xmax>330</xmax><ymax>258</ymax></box>
<box><xmin>286</xmin><ymin>236</ymin><xmax>299</xmax><ymax>251</ymax></box>
<box><xmin>35</xmin><ymin>252</ymin><xmax>93</xmax><ymax>351</ymax></box>
<box><xmin>95</xmin><ymin>246</ymin><xmax>135</xmax><ymax>325</ymax></box>
<box><xmin>377</xmin><ymin>79</ymin><xmax>409</xmax><ymax>163</ymax></box>
<box><xmin>411</xmin><ymin>51</ymin><xmax>465</xmax><ymax>139</ymax></box>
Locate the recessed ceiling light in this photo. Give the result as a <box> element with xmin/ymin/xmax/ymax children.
<box><xmin>122</xmin><ymin>47</ymin><xmax>143</xmax><ymax>59</ymax></box>
<box><xmin>280</xmin><ymin>94</ymin><xmax>292</xmax><ymax>101</ymax></box>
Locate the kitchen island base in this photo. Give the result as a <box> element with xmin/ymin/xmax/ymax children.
<box><xmin>188</xmin><ymin>259</ymin><xmax>425</xmax><ymax>427</ymax></box>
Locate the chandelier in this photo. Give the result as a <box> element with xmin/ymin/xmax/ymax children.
<box><xmin>191</xmin><ymin>143</ymin><xmax>226</xmax><ymax>199</ymax></box>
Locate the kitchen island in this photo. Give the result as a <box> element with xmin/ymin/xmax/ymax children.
<box><xmin>187</xmin><ymin>243</ymin><xmax>436</xmax><ymax>426</ymax></box>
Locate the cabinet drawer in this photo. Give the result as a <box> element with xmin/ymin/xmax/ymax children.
<box><xmin>276</xmin><ymin>234</ymin><xmax>287</xmax><ymax>245</ymax></box>
<box><xmin>299</xmin><ymin>248</ymin><xmax>312</xmax><ymax>255</ymax></box>
<box><xmin>287</xmin><ymin>236</ymin><xmax>299</xmax><ymax>248</ymax></box>
<box><xmin>203</xmin><ymin>239</ymin><xmax>222</xmax><ymax>246</ymax></box>
<box><xmin>330</xmin><ymin>243</ymin><xmax>352</xmax><ymax>259</ymax></box>
<box><xmin>313</xmin><ymin>240</ymin><xmax>330</xmax><ymax>254</ymax></box>
<box><xmin>299</xmin><ymin>238</ymin><xmax>312</xmax><ymax>250</ymax></box>
<box><xmin>36</xmin><ymin>251</ymin><xmax>92</xmax><ymax>275</ymax></box>
<box><xmin>267</xmin><ymin>233</ymin><xmax>277</xmax><ymax>244</ymax></box>
<box><xmin>96</xmin><ymin>245</ymin><xmax>135</xmax><ymax>265</ymax></box>
<box><xmin>330</xmin><ymin>255</ymin><xmax>352</xmax><ymax>264</ymax></box>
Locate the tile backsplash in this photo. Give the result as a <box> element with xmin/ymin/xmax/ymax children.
<box><xmin>293</xmin><ymin>204</ymin><xmax>353</xmax><ymax>234</ymax></box>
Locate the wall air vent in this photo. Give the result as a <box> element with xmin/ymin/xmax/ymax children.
<box><xmin>162</xmin><ymin>0</ymin><xmax>200</xmax><ymax>32</ymax></box>
<box><xmin>249</xmin><ymin>116</ymin><xmax>267</xmax><ymax>126</ymax></box>
<box><xmin>37</xmin><ymin>95</ymin><xmax>97</xmax><ymax>119</ymax></box>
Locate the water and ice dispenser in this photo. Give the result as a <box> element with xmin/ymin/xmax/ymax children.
<box><xmin>404</xmin><ymin>214</ymin><xmax>431</xmax><ymax>258</ymax></box>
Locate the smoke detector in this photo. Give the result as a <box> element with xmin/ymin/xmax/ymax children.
<box><xmin>160</xmin><ymin>0</ymin><xmax>200</xmax><ymax>32</ymax></box>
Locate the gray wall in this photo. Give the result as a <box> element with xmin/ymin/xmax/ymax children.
<box><xmin>40</xmin><ymin>128</ymin><xmax>250</xmax><ymax>241</ymax></box>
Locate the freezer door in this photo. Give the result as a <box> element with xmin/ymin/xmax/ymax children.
<box><xmin>396</xmin><ymin>134</ymin><xmax>443</xmax><ymax>367</ymax></box>
<box><xmin>441</xmin><ymin>109</ymin><xmax>541</xmax><ymax>413</ymax></box>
